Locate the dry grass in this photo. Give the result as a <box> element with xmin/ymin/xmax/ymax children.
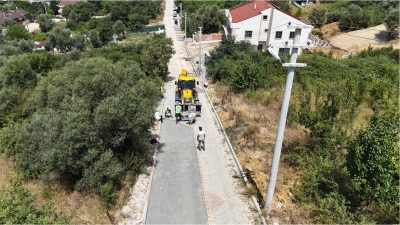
<box><xmin>298</xmin><ymin>2</ymin><xmax>332</xmax><ymax>20</ymax></box>
<box><xmin>0</xmin><ymin>157</ymin><xmax>16</xmax><ymax>191</ymax></box>
<box><xmin>208</xmin><ymin>83</ymin><xmax>311</xmax><ymax>223</ymax></box>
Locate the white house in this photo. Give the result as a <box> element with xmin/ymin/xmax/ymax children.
<box><xmin>225</xmin><ymin>0</ymin><xmax>312</xmax><ymax>55</ymax></box>
<box><xmin>58</xmin><ymin>0</ymin><xmax>79</xmax><ymax>14</ymax></box>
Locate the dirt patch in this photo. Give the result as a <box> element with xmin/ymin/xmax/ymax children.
<box><xmin>0</xmin><ymin>157</ymin><xmax>16</xmax><ymax>191</ymax></box>
<box><xmin>324</xmin><ymin>23</ymin><xmax>399</xmax><ymax>53</ymax></box>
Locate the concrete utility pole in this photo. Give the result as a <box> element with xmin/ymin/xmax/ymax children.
<box><xmin>42</xmin><ymin>0</ymin><xmax>47</xmax><ymax>14</ymax></box>
<box><xmin>184</xmin><ymin>13</ymin><xmax>187</xmax><ymax>41</ymax></box>
<box><xmin>198</xmin><ymin>27</ymin><xmax>203</xmax><ymax>75</ymax></box>
<box><xmin>265</xmin><ymin>23</ymin><xmax>312</xmax><ymax>215</ymax></box>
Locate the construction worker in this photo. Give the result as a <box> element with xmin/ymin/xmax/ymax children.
<box><xmin>154</xmin><ymin>111</ymin><xmax>163</xmax><ymax>123</ymax></box>
<box><xmin>188</xmin><ymin>110</ymin><xmax>196</xmax><ymax>126</ymax></box>
<box><xmin>165</xmin><ymin>106</ymin><xmax>172</xmax><ymax>118</ymax></box>
<box><xmin>175</xmin><ymin>104</ymin><xmax>182</xmax><ymax>124</ymax></box>
<box><xmin>160</xmin><ymin>84</ymin><xmax>164</xmax><ymax>97</ymax></box>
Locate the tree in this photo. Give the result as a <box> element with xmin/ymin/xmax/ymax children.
<box><xmin>71</xmin><ymin>34</ymin><xmax>86</xmax><ymax>51</ymax></box>
<box><xmin>0</xmin><ymin>180</ymin><xmax>69</xmax><ymax>224</ymax></box>
<box><xmin>3</xmin><ymin>18</ymin><xmax>16</xmax><ymax>28</ymax></box>
<box><xmin>61</xmin><ymin>49</ymin><xmax>82</xmax><ymax>66</ymax></box>
<box><xmin>37</xmin><ymin>14</ymin><xmax>54</xmax><ymax>32</ymax></box>
<box><xmin>128</xmin><ymin>13</ymin><xmax>150</xmax><ymax>31</ymax></box>
<box><xmin>5</xmin><ymin>25</ymin><xmax>30</xmax><ymax>40</ymax></box>
<box><xmin>62</xmin><ymin>1</ymin><xmax>95</xmax><ymax>22</ymax></box>
<box><xmin>339</xmin><ymin>4</ymin><xmax>370</xmax><ymax>30</ymax></box>
<box><xmin>17</xmin><ymin>40</ymin><xmax>35</xmax><ymax>53</ymax></box>
<box><xmin>346</xmin><ymin>108</ymin><xmax>399</xmax><ymax>220</ymax></box>
<box><xmin>183</xmin><ymin>5</ymin><xmax>225</xmax><ymax>35</ymax></box>
<box><xmin>89</xmin><ymin>29</ymin><xmax>101</xmax><ymax>48</ymax></box>
<box><xmin>0</xmin><ymin>54</ymin><xmax>36</xmax><ymax>88</ymax></box>
<box><xmin>141</xmin><ymin>34</ymin><xmax>175</xmax><ymax>79</ymax></box>
<box><xmin>20</xmin><ymin>58</ymin><xmax>160</xmax><ymax>191</ymax></box>
<box><xmin>113</xmin><ymin>20</ymin><xmax>125</xmax><ymax>38</ymax></box>
<box><xmin>384</xmin><ymin>8</ymin><xmax>399</xmax><ymax>39</ymax></box>
<box><xmin>68</xmin><ymin>10</ymin><xmax>78</xmax><ymax>22</ymax></box>
<box><xmin>49</xmin><ymin>27</ymin><xmax>72</xmax><ymax>52</ymax></box>
<box><xmin>98</xmin><ymin>22</ymin><xmax>113</xmax><ymax>45</ymax></box>
<box><xmin>308</xmin><ymin>8</ymin><xmax>327</xmax><ymax>28</ymax></box>
<box><xmin>49</xmin><ymin>0</ymin><xmax>59</xmax><ymax>15</ymax></box>
<box><xmin>28</xmin><ymin>51</ymin><xmax>59</xmax><ymax>74</ymax></box>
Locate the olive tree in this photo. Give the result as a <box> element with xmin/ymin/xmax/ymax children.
<box><xmin>384</xmin><ymin>8</ymin><xmax>399</xmax><ymax>39</ymax></box>
<box><xmin>21</xmin><ymin>58</ymin><xmax>160</xmax><ymax>191</ymax></box>
<box><xmin>308</xmin><ymin>8</ymin><xmax>327</xmax><ymax>28</ymax></box>
<box><xmin>113</xmin><ymin>20</ymin><xmax>125</xmax><ymax>38</ymax></box>
<box><xmin>37</xmin><ymin>14</ymin><xmax>54</xmax><ymax>32</ymax></box>
<box><xmin>49</xmin><ymin>27</ymin><xmax>72</xmax><ymax>52</ymax></box>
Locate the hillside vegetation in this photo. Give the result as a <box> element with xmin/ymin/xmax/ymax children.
<box><xmin>206</xmin><ymin>36</ymin><xmax>399</xmax><ymax>223</ymax></box>
<box><xmin>0</xmin><ymin>32</ymin><xmax>173</xmax><ymax>223</ymax></box>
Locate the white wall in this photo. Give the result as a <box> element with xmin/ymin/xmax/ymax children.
<box><xmin>227</xmin><ymin>8</ymin><xmax>312</xmax><ymax>53</ymax></box>
<box><xmin>229</xmin><ymin>15</ymin><xmax>261</xmax><ymax>46</ymax></box>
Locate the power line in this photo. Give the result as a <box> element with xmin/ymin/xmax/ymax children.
<box><xmin>310</xmin><ymin>53</ymin><xmax>400</xmax><ymax>89</ymax></box>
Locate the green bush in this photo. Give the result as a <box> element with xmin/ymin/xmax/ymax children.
<box><xmin>99</xmin><ymin>183</ymin><xmax>116</xmax><ymax>209</ymax></box>
<box><xmin>34</xmin><ymin>33</ymin><xmax>47</xmax><ymax>41</ymax></box>
<box><xmin>0</xmin><ymin>180</ymin><xmax>69</xmax><ymax>224</ymax></box>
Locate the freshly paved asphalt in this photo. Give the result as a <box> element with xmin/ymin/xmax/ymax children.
<box><xmin>145</xmin><ymin>1</ymin><xmax>208</xmax><ymax>224</ymax></box>
<box><xmin>146</xmin><ymin>0</ymin><xmax>253</xmax><ymax>224</ymax></box>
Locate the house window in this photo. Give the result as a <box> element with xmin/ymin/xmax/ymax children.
<box><xmin>264</xmin><ymin>29</ymin><xmax>268</xmax><ymax>33</ymax></box>
<box><xmin>275</xmin><ymin>31</ymin><xmax>282</xmax><ymax>39</ymax></box>
<box><xmin>263</xmin><ymin>15</ymin><xmax>268</xmax><ymax>20</ymax></box>
<box><xmin>289</xmin><ymin>32</ymin><xmax>295</xmax><ymax>39</ymax></box>
<box><xmin>279</xmin><ymin>48</ymin><xmax>290</xmax><ymax>55</ymax></box>
<box><xmin>245</xmin><ymin>31</ymin><xmax>252</xmax><ymax>38</ymax></box>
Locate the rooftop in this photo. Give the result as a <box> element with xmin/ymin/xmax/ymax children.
<box><xmin>229</xmin><ymin>0</ymin><xmax>275</xmax><ymax>23</ymax></box>
<box><xmin>58</xmin><ymin>0</ymin><xmax>79</xmax><ymax>7</ymax></box>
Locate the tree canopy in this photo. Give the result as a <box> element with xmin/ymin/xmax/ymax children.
<box><xmin>5</xmin><ymin>25</ymin><xmax>30</xmax><ymax>40</ymax></box>
<box><xmin>19</xmin><ymin>58</ymin><xmax>159</xmax><ymax>190</ymax></box>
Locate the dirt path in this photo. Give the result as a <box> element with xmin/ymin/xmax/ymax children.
<box><xmin>328</xmin><ymin>24</ymin><xmax>399</xmax><ymax>52</ymax></box>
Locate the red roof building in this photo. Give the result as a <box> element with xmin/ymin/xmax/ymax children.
<box><xmin>58</xmin><ymin>0</ymin><xmax>79</xmax><ymax>14</ymax></box>
<box><xmin>0</xmin><ymin>9</ymin><xmax>28</xmax><ymax>27</ymax></box>
<box><xmin>225</xmin><ymin>0</ymin><xmax>312</xmax><ymax>53</ymax></box>
<box><xmin>229</xmin><ymin>0</ymin><xmax>275</xmax><ymax>23</ymax></box>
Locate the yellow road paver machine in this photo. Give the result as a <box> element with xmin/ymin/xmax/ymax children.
<box><xmin>175</xmin><ymin>69</ymin><xmax>201</xmax><ymax>120</ymax></box>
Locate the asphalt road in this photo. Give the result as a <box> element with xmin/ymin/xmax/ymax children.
<box><xmin>145</xmin><ymin>0</ymin><xmax>253</xmax><ymax>224</ymax></box>
<box><xmin>145</xmin><ymin>1</ymin><xmax>208</xmax><ymax>223</ymax></box>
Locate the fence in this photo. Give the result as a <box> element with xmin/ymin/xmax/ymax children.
<box><xmin>132</xmin><ymin>24</ymin><xmax>165</xmax><ymax>33</ymax></box>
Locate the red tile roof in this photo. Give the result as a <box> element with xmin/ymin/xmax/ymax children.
<box><xmin>58</xmin><ymin>0</ymin><xmax>78</xmax><ymax>7</ymax></box>
<box><xmin>229</xmin><ymin>0</ymin><xmax>275</xmax><ymax>23</ymax></box>
<box><xmin>229</xmin><ymin>0</ymin><xmax>310</xmax><ymax>24</ymax></box>
<box><xmin>36</xmin><ymin>38</ymin><xmax>50</xmax><ymax>48</ymax></box>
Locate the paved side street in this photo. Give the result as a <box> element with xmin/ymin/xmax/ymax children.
<box><xmin>117</xmin><ymin>0</ymin><xmax>256</xmax><ymax>224</ymax></box>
